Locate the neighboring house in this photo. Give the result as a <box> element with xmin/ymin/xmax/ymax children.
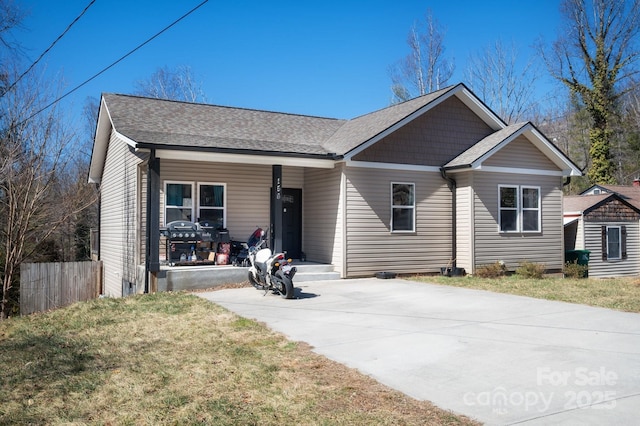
<box><xmin>563</xmin><ymin>181</ymin><xmax>640</xmax><ymax>277</ymax></box>
<box><xmin>89</xmin><ymin>83</ymin><xmax>581</xmax><ymax>297</ymax></box>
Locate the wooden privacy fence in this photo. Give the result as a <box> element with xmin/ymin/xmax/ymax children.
<box><xmin>20</xmin><ymin>261</ymin><xmax>103</xmax><ymax>315</ymax></box>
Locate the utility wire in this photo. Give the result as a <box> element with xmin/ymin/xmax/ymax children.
<box><xmin>19</xmin><ymin>0</ymin><xmax>209</xmax><ymax>124</ymax></box>
<box><xmin>2</xmin><ymin>0</ymin><xmax>97</xmax><ymax>97</ymax></box>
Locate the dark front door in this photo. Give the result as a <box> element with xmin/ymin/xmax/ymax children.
<box><xmin>271</xmin><ymin>188</ymin><xmax>302</xmax><ymax>259</ymax></box>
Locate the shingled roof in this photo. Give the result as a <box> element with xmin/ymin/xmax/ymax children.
<box><xmin>91</xmin><ymin>83</ymin><xmax>581</xmax><ymax>184</ymax></box>
<box><xmin>102</xmin><ymin>93</ymin><xmax>345</xmax><ymax>156</ymax></box>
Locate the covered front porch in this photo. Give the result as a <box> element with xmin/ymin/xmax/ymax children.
<box><xmin>142</xmin><ymin>151</ymin><xmax>344</xmax><ymax>293</ymax></box>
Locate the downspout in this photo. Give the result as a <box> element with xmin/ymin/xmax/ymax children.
<box><xmin>440</xmin><ymin>168</ymin><xmax>456</xmax><ymax>268</ymax></box>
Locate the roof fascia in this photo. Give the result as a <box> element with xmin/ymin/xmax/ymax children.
<box><xmin>343</xmin><ymin>159</ymin><xmax>441</xmax><ymax>173</ymax></box>
<box><xmin>88</xmin><ymin>97</ymin><xmax>112</xmax><ymax>183</ymax></box>
<box><xmin>449</xmin><ymin>165</ymin><xmax>565</xmax><ymax>177</ymax></box>
<box><xmin>454</xmin><ymin>84</ymin><xmax>506</xmax><ymax>130</ymax></box>
<box><xmin>88</xmin><ymin>97</ymin><xmax>140</xmax><ymax>183</ymax></box>
<box><xmin>155</xmin><ymin>149</ymin><xmax>335</xmax><ymax>169</ymax></box>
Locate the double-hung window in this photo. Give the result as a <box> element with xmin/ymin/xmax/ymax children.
<box><xmin>198</xmin><ymin>183</ymin><xmax>225</xmax><ymax>229</ymax></box>
<box><xmin>164</xmin><ymin>182</ymin><xmax>226</xmax><ymax>228</ymax></box>
<box><xmin>391</xmin><ymin>182</ymin><xmax>415</xmax><ymax>232</ymax></box>
<box><xmin>602</xmin><ymin>225</ymin><xmax>627</xmax><ymax>261</ymax></box>
<box><xmin>165</xmin><ymin>182</ymin><xmax>194</xmax><ymax>223</ymax></box>
<box><xmin>498</xmin><ymin>185</ymin><xmax>540</xmax><ymax>233</ymax></box>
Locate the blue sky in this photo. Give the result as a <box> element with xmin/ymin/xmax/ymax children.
<box><xmin>16</xmin><ymin>0</ymin><xmax>563</xmax><ymax>125</ymax></box>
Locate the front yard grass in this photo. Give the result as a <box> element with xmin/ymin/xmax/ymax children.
<box><xmin>0</xmin><ymin>292</ymin><xmax>477</xmax><ymax>425</ymax></box>
<box><xmin>409</xmin><ymin>274</ymin><xmax>640</xmax><ymax>313</ymax></box>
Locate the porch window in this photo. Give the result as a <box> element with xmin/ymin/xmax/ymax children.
<box><xmin>165</xmin><ymin>182</ymin><xmax>194</xmax><ymax>223</ymax></box>
<box><xmin>198</xmin><ymin>183</ymin><xmax>225</xmax><ymax>229</ymax></box>
<box><xmin>498</xmin><ymin>185</ymin><xmax>540</xmax><ymax>233</ymax></box>
<box><xmin>391</xmin><ymin>182</ymin><xmax>415</xmax><ymax>232</ymax></box>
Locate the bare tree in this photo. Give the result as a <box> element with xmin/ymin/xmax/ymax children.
<box><xmin>0</xmin><ymin>67</ymin><xmax>96</xmax><ymax>318</ymax></box>
<box><xmin>134</xmin><ymin>65</ymin><xmax>207</xmax><ymax>103</ymax></box>
<box><xmin>540</xmin><ymin>0</ymin><xmax>640</xmax><ymax>184</ymax></box>
<box><xmin>389</xmin><ymin>10</ymin><xmax>454</xmax><ymax>103</ymax></box>
<box><xmin>465</xmin><ymin>40</ymin><xmax>541</xmax><ymax>124</ymax></box>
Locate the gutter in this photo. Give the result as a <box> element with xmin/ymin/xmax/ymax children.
<box><xmin>440</xmin><ymin>167</ymin><xmax>457</xmax><ymax>268</ymax></box>
<box><xmin>135</xmin><ymin>142</ymin><xmax>343</xmax><ymax>161</ymax></box>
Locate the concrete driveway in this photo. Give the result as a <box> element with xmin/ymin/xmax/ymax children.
<box><xmin>197</xmin><ymin>278</ymin><xmax>640</xmax><ymax>425</ymax></box>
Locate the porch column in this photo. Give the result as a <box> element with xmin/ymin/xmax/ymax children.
<box><xmin>146</xmin><ymin>150</ymin><xmax>160</xmax><ymax>293</ymax></box>
<box><xmin>272</xmin><ymin>165</ymin><xmax>283</xmax><ymax>253</ymax></box>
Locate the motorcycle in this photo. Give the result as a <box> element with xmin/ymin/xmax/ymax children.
<box><xmin>246</xmin><ymin>228</ymin><xmax>296</xmax><ymax>299</ymax></box>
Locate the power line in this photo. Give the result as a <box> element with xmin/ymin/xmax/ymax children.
<box><xmin>20</xmin><ymin>0</ymin><xmax>209</xmax><ymax>124</ymax></box>
<box><xmin>2</xmin><ymin>0</ymin><xmax>97</xmax><ymax>97</ymax></box>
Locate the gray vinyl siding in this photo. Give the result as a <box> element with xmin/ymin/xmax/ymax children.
<box><xmin>472</xmin><ymin>172</ymin><xmax>564</xmax><ymax>271</ymax></box>
<box><xmin>455</xmin><ymin>172</ymin><xmax>473</xmax><ymax>273</ymax></box>
<box><xmin>100</xmin><ymin>133</ymin><xmax>144</xmax><ymax>297</ymax></box>
<box><xmin>584</xmin><ymin>221</ymin><xmax>640</xmax><ymax>278</ymax></box>
<box><xmin>159</xmin><ymin>160</ymin><xmax>304</xmax><ymax>245</ymax></box>
<box><xmin>344</xmin><ymin>167</ymin><xmax>452</xmax><ymax>277</ymax></box>
<box><xmin>304</xmin><ymin>166</ymin><xmax>343</xmax><ymax>271</ymax></box>
<box><xmin>484</xmin><ymin>136</ymin><xmax>560</xmax><ymax>170</ymax></box>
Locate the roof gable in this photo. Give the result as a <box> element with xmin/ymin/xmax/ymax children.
<box><xmin>580</xmin><ymin>184</ymin><xmax>640</xmax><ymax>209</ymax></box>
<box><xmin>564</xmin><ymin>193</ymin><xmax>640</xmax><ymax>223</ymax></box>
<box><xmin>338</xmin><ymin>83</ymin><xmax>506</xmax><ymax>159</ymax></box>
<box><xmin>350</xmin><ymin>94</ymin><xmax>494</xmax><ymax>166</ymax></box>
<box><xmin>444</xmin><ymin>122</ymin><xmax>582</xmax><ymax>176</ymax></box>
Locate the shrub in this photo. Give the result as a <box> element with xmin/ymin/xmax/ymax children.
<box><xmin>564</xmin><ymin>261</ymin><xmax>588</xmax><ymax>278</ymax></box>
<box><xmin>515</xmin><ymin>261</ymin><xmax>546</xmax><ymax>279</ymax></box>
<box><xmin>475</xmin><ymin>261</ymin><xmax>507</xmax><ymax>278</ymax></box>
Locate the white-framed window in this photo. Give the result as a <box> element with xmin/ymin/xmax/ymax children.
<box><xmin>605</xmin><ymin>226</ymin><xmax>622</xmax><ymax>260</ymax></box>
<box><xmin>198</xmin><ymin>183</ymin><xmax>226</xmax><ymax>229</ymax></box>
<box><xmin>391</xmin><ymin>182</ymin><xmax>415</xmax><ymax>232</ymax></box>
<box><xmin>498</xmin><ymin>185</ymin><xmax>540</xmax><ymax>233</ymax></box>
<box><xmin>165</xmin><ymin>181</ymin><xmax>194</xmax><ymax>224</ymax></box>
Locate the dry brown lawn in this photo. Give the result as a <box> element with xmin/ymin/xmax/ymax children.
<box><xmin>0</xmin><ymin>291</ymin><xmax>478</xmax><ymax>425</ymax></box>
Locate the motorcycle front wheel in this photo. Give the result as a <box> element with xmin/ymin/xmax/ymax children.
<box><xmin>276</xmin><ymin>273</ymin><xmax>295</xmax><ymax>299</ymax></box>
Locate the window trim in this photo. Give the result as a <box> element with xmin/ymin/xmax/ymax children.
<box><xmin>197</xmin><ymin>182</ymin><xmax>226</xmax><ymax>228</ymax></box>
<box><xmin>391</xmin><ymin>182</ymin><xmax>416</xmax><ymax>233</ymax></box>
<box><xmin>606</xmin><ymin>226</ymin><xmax>622</xmax><ymax>260</ymax></box>
<box><xmin>498</xmin><ymin>184</ymin><xmax>541</xmax><ymax>233</ymax></box>
<box><xmin>164</xmin><ymin>181</ymin><xmax>195</xmax><ymax>225</ymax></box>
<box><xmin>521</xmin><ymin>185</ymin><xmax>541</xmax><ymax>233</ymax></box>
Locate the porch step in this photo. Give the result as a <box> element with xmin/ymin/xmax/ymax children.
<box><xmin>292</xmin><ymin>262</ymin><xmax>340</xmax><ymax>282</ymax></box>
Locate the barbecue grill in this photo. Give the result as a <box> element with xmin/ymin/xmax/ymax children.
<box><xmin>160</xmin><ymin>220</ymin><xmax>232</xmax><ymax>265</ymax></box>
<box><xmin>161</xmin><ymin>220</ymin><xmax>203</xmax><ymax>265</ymax></box>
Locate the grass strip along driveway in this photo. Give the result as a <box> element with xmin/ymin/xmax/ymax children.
<box><xmin>0</xmin><ymin>292</ymin><xmax>476</xmax><ymax>425</ymax></box>
<box><xmin>410</xmin><ymin>275</ymin><xmax>640</xmax><ymax>313</ymax></box>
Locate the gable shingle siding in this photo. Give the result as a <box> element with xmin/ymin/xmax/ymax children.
<box><xmin>352</xmin><ymin>96</ymin><xmax>494</xmax><ymax>165</ymax></box>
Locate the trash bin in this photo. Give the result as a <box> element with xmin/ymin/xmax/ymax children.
<box><xmin>565</xmin><ymin>249</ymin><xmax>590</xmax><ymax>277</ymax></box>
